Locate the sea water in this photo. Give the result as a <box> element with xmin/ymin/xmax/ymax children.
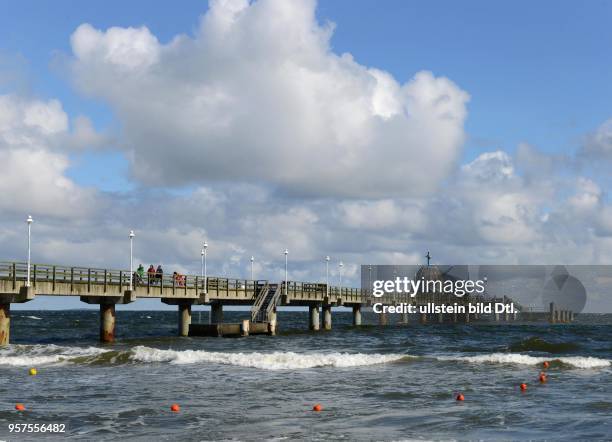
<box><xmin>0</xmin><ymin>311</ymin><xmax>611</xmax><ymax>441</ymax></box>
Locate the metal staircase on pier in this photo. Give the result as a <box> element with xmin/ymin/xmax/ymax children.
<box><xmin>251</xmin><ymin>282</ymin><xmax>282</xmax><ymax>323</ymax></box>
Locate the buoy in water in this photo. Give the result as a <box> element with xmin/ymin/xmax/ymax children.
<box><xmin>312</xmin><ymin>404</ymin><xmax>322</xmax><ymax>412</ymax></box>
<box><xmin>456</xmin><ymin>393</ymin><xmax>465</xmax><ymax>401</ymax></box>
<box><xmin>539</xmin><ymin>373</ymin><xmax>547</xmax><ymax>383</ymax></box>
<box><xmin>170</xmin><ymin>403</ymin><xmax>180</xmax><ymax>412</ymax></box>
<box><xmin>29</xmin><ymin>368</ymin><xmax>37</xmax><ymax>376</ymax></box>
<box><xmin>15</xmin><ymin>404</ymin><xmax>25</xmax><ymax>411</ymax></box>
<box><xmin>543</xmin><ymin>361</ymin><xmax>550</xmax><ymax>369</ymax></box>
<box><xmin>520</xmin><ymin>383</ymin><xmax>528</xmax><ymax>391</ymax></box>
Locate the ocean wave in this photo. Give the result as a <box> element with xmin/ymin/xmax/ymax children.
<box><xmin>0</xmin><ymin>344</ymin><xmax>110</xmax><ymax>367</ymax></box>
<box><xmin>436</xmin><ymin>353</ymin><xmax>610</xmax><ymax>369</ymax></box>
<box><xmin>22</xmin><ymin>315</ymin><xmax>43</xmax><ymax>320</ymax></box>
<box><xmin>130</xmin><ymin>346</ymin><xmax>410</xmax><ymax>369</ymax></box>
<box><xmin>0</xmin><ymin>344</ymin><xmax>410</xmax><ymax>370</ymax></box>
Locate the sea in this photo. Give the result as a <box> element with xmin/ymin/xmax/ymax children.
<box><xmin>0</xmin><ymin>310</ymin><xmax>611</xmax><ymax>441</ymax></box>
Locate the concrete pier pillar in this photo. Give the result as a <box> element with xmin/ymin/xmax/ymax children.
<box><xmin>420</xmin><ymin>312</ymin><xmax>427</xmax><ymax>324</ymax></box>
<box><xmin>453</xmin><ymin>311</ymin><xmax>458</xmax><ymax>323</ymax></box>
<box><xmin>241</xmin><ymin>319</ymin><xmax>250</xmax><ymax>336</ymax></box>
<box><xmin>379</xmin><ymin>312</ymin><xmax>388</xmax><ymax>326</ymax></box>
<box><xmin>211</xmin><ymin>303</ymin><xmax>223</xmax><ymax>324</ymax></box>
<box><xmin>352</xmin><ymin>305</ymin><xmax>362</xmax><ymax>326</ymax></box>
<box><xmin>309</xmin><ymin>305</ymin><xmax>320</xmax><ymax>331</ymax></box>
<box><xmin>401</xmin><ymin>312</ymin><xmax>408</xmax><ymax>324</ymax></box>
<box><xmin>323</xmin><ymin>305</ymin><xmax>332</xmax><ymax>330</ymax></box>
<box><xmin>0</xmin><ymin>303</ymin><xmax>10</xmax><ymax>346</ymax></box>
<box><xmin>100</xmin><ymin>303</ymin><xmax>116</xmax><ymax>343</ymax></box>
<box><xmin>465</xmin><ymin>312</ymin><xmax>470</xmax><ymax>323</ymax></box>
<box><xmin>438</xmin><ymin>312</ymin><xmax>444</xmax><ymax>323</ymax></box>
<box><xmin>178</xmin><ymin>303</ymin><xmax>192</xmax><ymax>337</ymax></box>
<box><xmin>550</xmin><ymin>302</ymin><xmax>556</xmax><ymax>323</ymax></box>
<box><xmin>269</xmin><ymin>308</ymin><xmax>278</xmax><ymax>335</ymax></box>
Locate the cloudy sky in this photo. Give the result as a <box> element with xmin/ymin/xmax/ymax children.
<box><xmin>2</xmin><ymin>0</ymin><xmax>612</xmax><ymax>311</ymax></box>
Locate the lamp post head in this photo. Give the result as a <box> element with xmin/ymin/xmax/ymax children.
<box><xmin>339</xmin><ymin>261</ymin><xmax>344</xmax><ymax>268</ymax></box>
<box><xmin>203</xmin><ymin>241</ymin><xmax>208</xmax><ymax>250</ymax></box>
<box><xmin>201</xmin><ymin>249</ymin><xmax>205</xmax><ymax>256</ymax></box>
<box><xmin>325</xmin><ymin>256</ymin><xmax>330</xmax><ymax>262</ymax></box>
<box><xmin>27</xmin><ymin>215</ymin><xmax>33</xmax><ymax>225</ymax></box>
<box><xmin>250</xmin><ymin>256</ymin><xmax>254</xmax><ymax>262</ymax></box>
<box><xmin>129</xmin><ymin>230</ymin><xmax>135</xmax><ymax>239</ymax></box>
<box><xmin>284</xmin><ymin>249</ymin><xmax>288</xmax><ymax>255</ymax></box>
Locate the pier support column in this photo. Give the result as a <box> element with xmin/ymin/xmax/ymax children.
<box><xmin>323</xmin><ymin>305</ymin><xmax>332</xmax><ymax>330</ymax></box>
<box><xmin>309</xmin><ymin>305</ymin><xmax>320</xmax><ymax>331</ymax></box>
<box><xmin>549</xmin><ymin>302</ymin><xmax>556</xmax><ymax>323</ymax></box>
<box><xmin>178</xmin><ymin>303</ymin><xmax>192</xmax><ymax>337</ymax></box>
<box><xmin>401</xmin><ymin>312</ymin><xmax>408</xmax><ymax>324</ymax></box>
<box><xmin>0</xmin><ymin>303</ymin><xmax>9</xmax><ymax>346</ymax></box>
<box><xmin>379</xmin><ymin>312</ymin><xmax>388</xmax><ymax>326</ymax></box>
<box><xmin>420</xmin><ymin>312</ymin><xmax>427</xmax><ymax>324</ymax></box>
<box><xmin>438</xmin><ymin>312</ymin><xmax>444</xmax><ymax>323</ymax></box>
<box><xmin>100</xmin><ymin>303</ymin><xmax>116</xmax><ymax>343</ymax></box>
<box><xmin>465</xmin><ymin>312</ymin><xmax>470</xmax><ymax>323</ymax></box>
<box><xmin>268</xmin><ymin>307</ymin><xmax>278</xmax><ymax>335</ymax></box>
<box><xmin>211</xmin><ymin>303</ymin><xmax>223</xmax><ymax>324</ymax></box>
<box><xmin>352</xmin><ymin>305</ymin><xmax>362</xmax><ymax>326</ymax></box>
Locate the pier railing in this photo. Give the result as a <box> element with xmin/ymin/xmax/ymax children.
<box><xmin>0</xmin><ymin>261</ymin><xmax>366</xmax><ymax>302</ymax></box>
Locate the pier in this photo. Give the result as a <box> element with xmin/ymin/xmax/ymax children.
<box><xmin>0</xmin><ymin>261</ymin><xmax>574</xmax><ymax>345</ymax></box>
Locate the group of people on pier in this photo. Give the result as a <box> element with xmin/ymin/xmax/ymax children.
<box><xmin>133</xmin><ymin>264</ymin><xmax>186</xmax><ymax>287</ymax></box>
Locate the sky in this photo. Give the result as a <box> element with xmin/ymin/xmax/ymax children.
<box><xmin>1</xmin><ymin>0</ymin><xmax>612</xmax><ymax>311</ymax></box>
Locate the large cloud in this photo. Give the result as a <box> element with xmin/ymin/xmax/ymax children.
<box><xmin>68</xmin><ymin>0</ymin><xmax>469</xmax><ymax>197</ymax></box>
<box><xmin>0</xmin><ymin>94</ymin><xmax>99</xmax><ymax>217</ymax></box>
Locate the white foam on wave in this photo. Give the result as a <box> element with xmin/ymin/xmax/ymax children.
<box><xmin>130</xmin><ymin>346</ymin><xmax>408</xmax><ymax>370</ymax></box>
<box><xmin>23</xmin><ymin>315</ymin><xmax>42</xmax><ymax>320</ymax></box>
<box><xmin>436</xmin><ymin>353</ymin><xmax>611</xmax><ymax>369</ymax></box>
<box><xmin>0</xmin><ymin>344</ymin><xmax>110</xmax><ymax>367</ymax></box>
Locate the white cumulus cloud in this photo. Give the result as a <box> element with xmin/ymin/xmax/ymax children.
<box><xmin>68</xmin><ymin>0</ymin><xmax>469</xmax><ymax>197</ymax></box>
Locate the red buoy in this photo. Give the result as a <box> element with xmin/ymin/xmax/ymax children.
<box><xmin>539</xmin><ymin>373</ymin><xmax>547</xmax><ymax>383</ymax></box>
<box><xmin>456</xmin><ymin>393</ymin><xmax>465</xmax><ymax>401</ymax></box>
<box><xmin>543</xmin><ymin>361</ymin><xmax>550</xmax><ymax>369</ymax></box>
<box><xmin>170</xmin><ymin>403</ymin><xmax>180</xmax><ymax>412</ymax></box>
<box><xmin>15</xmin><ymin>403</ymin><xmax>25</xmax><ymax>411</ymax></box>
<box><xmin>313</xmin><ymin>404</ymin><xmax>322</xmax><ymax>412</ymax></box>
<box><xmin>520</xmin><ymin>383</ymin><xmax>528</xmax><ymax>391</ymax></box>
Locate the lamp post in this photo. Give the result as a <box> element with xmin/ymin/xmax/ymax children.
<box><xmin>129</xmin><ymin>230</ymin><xmax>135</xmax><ymax>291</ymax></box>
<box><xmin>201</xmin><ymin>247</ymin><xmax>205</xmax><ymax>290</ymax></box>
<box><xmin>284</xmin><ymin>249</ymin><xmax>288</xmax><ymax>295</ymax></box>
<box><xmin>250</xmin><ymin>256</ymin><xmax>255</xmax><ymax>280</ymax></box>
<box><xmin>203</xmin><ymin>241</ymin><xmax>208</xmax><ymax>293</ymax></box>
<box><xmin>26</xmin><ymin>215</ymin><xmax>33</xmax><ymax>287</ymax></box>
<box><xmin>339</xmin><ymin>261</ymin><xmax>344</xmax><ymax>294</ymax></box>
<box><xmin>325</xmin><ymin>256</ymin><xmax>330</xmax><ymax>296</ymax></box>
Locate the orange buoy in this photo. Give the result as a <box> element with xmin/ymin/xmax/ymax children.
<box><xmin>520</xmin><ymin>383</ymin><xmax>528</xmax><ymax>391</ymax></box>
<box><xmin>539</xmin><ymin>373</ymin><xmax>547</xmax><ymax>383</ymax></box>
<box><xmin>312</xmin><ymin>404</ymin><xmax>322</xmax><ymax>412</ymax></box>
<box><xmin>170</xmin><ymin>403</ymin><xmax>180</xmax><ymax>412</ymax></box>
<box><xmin>456</xmin><ymin>393</ymin><xmax>465</xmax><ymax>401</ymax></box>
<box><xmin>15</xmin><ymin>403</ymin><xmax>25</xmax><ymax>411</ymax></box>
<box><xmin>543</xmin><ymin>361</ymin><xmax>550</xmax><ymax>369</ymax></box>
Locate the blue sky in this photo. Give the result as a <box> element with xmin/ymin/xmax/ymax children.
<box><xmin>2</xmin><ymin>0</ymin><xmax>612</xmax><ymax>311</ymax></box>
<box><xmin>3</xmin><ymin>0</ymin><xmax>612</xmax><ymax>168</ymax></box>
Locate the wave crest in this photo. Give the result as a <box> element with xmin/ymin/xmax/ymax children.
<box><xmin>437</xmin><ymin>353</ymin><xmax>610</xmax><ymax>369</ymax></box>
<box><xmin>130</xmin><ymin>346</ymin><xmax>408</xmax><ymax>369</ymax></box>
